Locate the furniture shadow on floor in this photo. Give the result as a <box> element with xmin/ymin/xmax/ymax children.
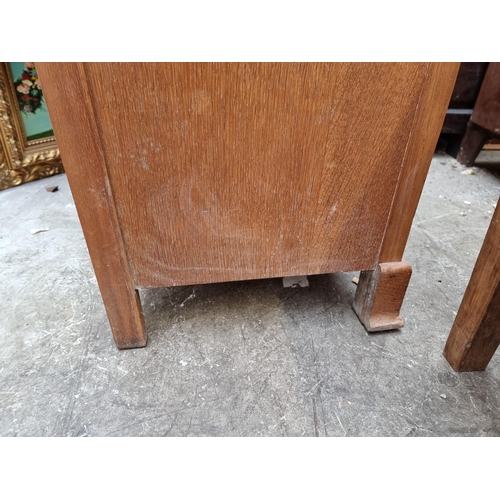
<box><xmin>138</xmin><ymin>272</ymin><xmax>372</xmax><ymax>346</ymax></box>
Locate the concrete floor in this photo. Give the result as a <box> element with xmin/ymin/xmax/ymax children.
<box><xmin>1</xmin><ymin>153</ymin><xmax>500</xmax><ymax>437</ymax></box>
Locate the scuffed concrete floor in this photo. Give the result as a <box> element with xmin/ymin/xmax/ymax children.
<box><xmin>1</xmin><ymin>154</ymin><xmax>500</xmax><ymax>437</ymax></box>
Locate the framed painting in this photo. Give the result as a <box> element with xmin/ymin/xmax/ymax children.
<box><xmin>0</xmin><ymin>62</ymin><xmax>63</xmax><ymax>190</ymax></box>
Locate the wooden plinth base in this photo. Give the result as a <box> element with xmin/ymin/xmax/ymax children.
<box><xmin>353</xmin><ymin>260</ymin><xmax>412</xmax><ymax>332</ymax></box>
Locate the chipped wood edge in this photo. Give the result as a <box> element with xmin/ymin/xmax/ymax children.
<box><xmin>353</xmin><ymin>260</ymin><xmax>412</xmax><ymax>332</ymax></box>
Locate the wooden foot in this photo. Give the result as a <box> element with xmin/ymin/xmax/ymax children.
<box><xmin>457</xmin><ymin>123</ymin><xmax>489</xmax><ymax>167</ymax></box>
<box><xmin>101</xmin><ymin>287</ymin><xmax>147</xmax><ymax>350</ymax></box>
<box><xmin>90</xmin><ymin>259</ymin><xmax>148</xmax><ymax>349</ymax></box>
<box><xmin>443</xmin><ymin>201</ymin><xmax>500</xmax><ymax>371</ymax></box>
<box><xmin>353</xmin><ymin>260</ymin><xmax>412</xmax><ymax>332</ymax></box>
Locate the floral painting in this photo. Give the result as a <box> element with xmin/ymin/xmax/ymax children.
<box><xmin>9</xmin><ymin>62</ymin><xmax>54</xmax><ymax>141</ymax></box>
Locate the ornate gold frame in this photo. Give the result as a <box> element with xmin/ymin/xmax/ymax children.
<box><xmin>0</xmin><ymin>62</ymin><xmax>63</xmax><ymax>190</ymax></box>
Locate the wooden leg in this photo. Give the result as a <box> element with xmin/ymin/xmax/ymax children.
<box><xmin>35</xmin><ymin>63</ymin><xmax>147</xmax><ymax>350</ymax></box>
<box><xmin>443</xmin><ymin>201</ymin><xmax>500</xmax><ymax>371</ymax></box>
<box><xmin>98</xmin><ymin>285</ymin><xmax>147</xmax><ymax>350</ymax></box>
<box><xmin>457</xmin><ymin>123</ymin><xmax>489</xmax><ymax>167</ymax></box>
<box><xmin>353</xmin><ymin>260</ymin><xmax>412</xmax><ymax>332</ymax></box>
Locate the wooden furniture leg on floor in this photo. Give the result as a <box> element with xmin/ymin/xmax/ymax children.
<box><xmin>37</xmin><ymin>63</ymin><xmax>458</xmax><ymax>349</ymax></box>
<box><xmin>354</xmin><ymin>63</ymin><xmax>458</xmax><ymax>332</ymax></box>
<box><xmin>457</xmin><ymin>123</ymin><xmax>491</xmax><ymax>167</ymax></box>
<box><xmin>457</xmin><ymin>62</ymin><xmax>500</xmax><ymax>167</ymax></box>
<box><xmin>443</xmin><ymin>200</ymin><xmax>500</xmax><ymax>371</ymax></box>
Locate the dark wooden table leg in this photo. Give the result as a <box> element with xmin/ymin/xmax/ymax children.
<box><xmin>443</xmin><ymin>200</ymin><xmax>500</xmax><ymax>371</ymax></box>
<box><xmin>457</xmin><ymin>122</ymin><xmax>490</xmax><ymax>167</ymax></box>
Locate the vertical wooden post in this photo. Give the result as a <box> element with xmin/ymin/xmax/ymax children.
<box><xmin>37</xmin><ymin>63</ymin><xmax>147</xmax><ymax>349</ymax></box>
<box><xmin>443</xmin><ymin>200</ymin><xmax>500</xmax><ymax>371</ymax></box>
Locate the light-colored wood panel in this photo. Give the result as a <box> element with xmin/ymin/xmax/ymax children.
<box><xmin>83</xmin><ymin>63</ymin><xmax>428</xmax><ymax>287</ymax></box>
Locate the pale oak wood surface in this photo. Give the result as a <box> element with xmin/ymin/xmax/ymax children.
<box><xmin>354</xmin><ymin>63</ymin><xmax>459</xmax><ymax>332</ymax></box>
<box><xmin>380</xmin><ymin>63</ymin><xmax>460</xmax><ymax>262</ymax></box>
<box><xmin>36</xmin><ymin>63</ymin><xmax>458</xmax><ymax>348</ymax></box>
<box><xmin>83</xmin><ymin>63</ymin><xmax>428</xmax><ymax>287</ymax></box>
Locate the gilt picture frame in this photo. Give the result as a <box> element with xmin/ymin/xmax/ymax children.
<box><xmin>0</xmin><ymin>62</ymin><xmax>63</xmax><ymax>190</ymax></box>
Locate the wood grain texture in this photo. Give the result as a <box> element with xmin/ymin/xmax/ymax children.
<box><xmin>82</xmin><ymin>63</ymin><xmax>429</xmax><ymax>287</ymax></box>
<box><xmin>36</xmin><ymin>63</ymin><xmax>457</xmax><ymax>348</ymax></box>
<box><xmin>36</xmin><ymin>62</ymin><xmax>147</xmax><ymax>349</ymax></box>
<box><xmin>380</xmin><ymin>63</ymin><xmax>460</xmax><ymax>263</ymax></box>
<box><xmin>353</xmin><ymin>260</ymin><xmax>412</xmax><ymax>332</ymax></box>
<box><xmin>443</xmin><ymin>201</ymin><xmax>500</xmax><ymax>371</ymax></box>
